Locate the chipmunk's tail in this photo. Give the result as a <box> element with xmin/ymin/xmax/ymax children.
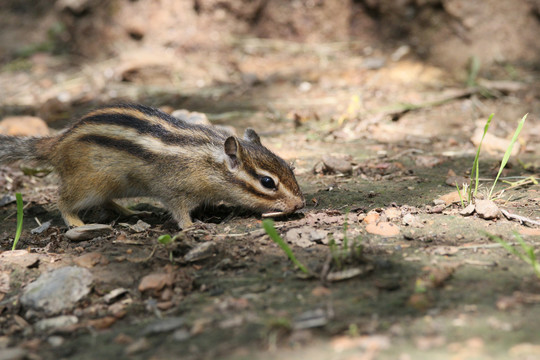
<box><xmin>0</xmin><ymin>135</ymin><xmax>54</xmax><ymax>164</ymax></box>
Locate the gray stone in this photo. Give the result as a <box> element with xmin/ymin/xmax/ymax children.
<box><xmin>475</xmin><ymin>199</ymin><xmax>500</xmax><ymax>220</ymax></box>
<box><xmin>459</xmin><ymin>203</ymin><xmax>476</xmax><ymax>216</ymax></box>
<box><xmin>35</xmin><ymin>315</ymin><xmax>79</xmax><ymax>332</ymax></box>
<box><xmin>21</xmin><ymin>266</ymin><xmax>93</xmax><ymax>315</ymax></box>
<box><xmin>321</xmin><ymin>155</ymin><xmax>353</xmax><ymax>174</ymax></box>
<box><xmin>142</xmin><ymin>316</ymin><xmax>185</xmax><ymax>335</ymax></box>
<box><xmin>65</xmin><ymin>224</ymin><xmax>113</xmax><ymax>242</ymax></box>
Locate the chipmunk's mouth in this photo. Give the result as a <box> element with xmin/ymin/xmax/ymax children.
<box><xmin>261</xmin><ymin>211</ymin><xmax>288</xmax><ymax>218</ymax></box>
<box><xmin>261</xmin><ymin>199</ymin><xmax>304</xmax><ymax>218</ymax></box>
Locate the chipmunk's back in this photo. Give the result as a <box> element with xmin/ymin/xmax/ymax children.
<box><xmin>0</xmin><ymin>104</ymin><xmax>304</xmax><ymax>228</ymax></box>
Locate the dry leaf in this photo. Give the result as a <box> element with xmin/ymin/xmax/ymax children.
<box><xmin>365</xmin><ymin>222</ymin><xmax>400</xmax><ymax>237</ymax></box>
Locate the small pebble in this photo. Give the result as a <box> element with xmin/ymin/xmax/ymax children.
<box><xmin>184</xmin><ymin>242</ymin><xmax>216</xmax><ymax>262</ymax></box>
<box><xmin>35</xmin><ymin>315</ymin><xmax>78</xmax><ymax>332</ymax></box>
<box><xmin>459</xmin><ymin>203</ymin><xmax>475</xmax><ymax>216</ymax></box>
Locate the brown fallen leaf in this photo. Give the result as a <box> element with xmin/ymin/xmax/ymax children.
<box><xmin>138</xmin><ymin>273</ymin><xmax>174</xmax><ymax>292</ymax></box>
<box><xmin>73</xmin><ymin>252</ymin><xmax>109</xmax><ymax>268</ymax></box>
<box><xmin>365</xmin><ymin>222</ymin><xmax>400</xmax><ymax>237</ymax></box>
<box><xmin>87</xmin><ymin>316</ymin><xmax>117</xmax><ymax>330</ymax></box>
<box><xmin>438</xmin><ymin>190</ymin><xmax>465</xmax><ymax>205</ymax></box>
<box><xmin>311</xmin><ymin>286</ymin><xmax>332</xmax><ymax>297</ymax></box>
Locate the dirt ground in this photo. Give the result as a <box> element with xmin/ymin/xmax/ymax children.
<box><xmin>1</xmin><ymin>1</ymin><xmax>540</xmax><ymax>359</ymax></box>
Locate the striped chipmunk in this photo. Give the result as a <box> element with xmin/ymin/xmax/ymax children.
<box><xmin>0</xmin><ymin>104</ymin><xmax>305</xmax><ymax>229</ymax></box>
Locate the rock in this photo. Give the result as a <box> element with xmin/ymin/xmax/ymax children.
<box><xmin>362</xmin><ymin>57</ymin><xmax>386</xmax><ymax>70</ymax></box>
<box><xmin>285</xmin><ymin>227</ymin><xmax>314</xmax><ymax>248</ymax></box>
<box><xmin>138</xmin><ymin>273</ymin><xmax>173</xmax><ymax>292</ymax></box>
<box><xmin>103</xmin><ymin>288</ymin><xmax>129</xmax><ymax>304</ymax></box>
<box><xmin>0</xmin><ymin>250</ymin><xmax>40</xmax><ymax>268</ymax></box>
<box><xmin>64</xmin><ymin>224</ymin><xmax>113</xmax><ymax>242</ymax></box>
<box><xmin>47</xmin><ymin>336</ymin><xmax>65</xmax><ymax>347</ymax></box>
<box><xmin>0</xmin><ymin>272</ymin><xmax>10</xmax><ymax>293</ymax></box>
<box><xmin>172</xmin><ymin>328</ymin><xmax>191</xmax><ymax>341</ymax></box>
<box><xmin>402</xmin><ymin>213</ymin><xmax>424</xmax><ymax>228</ymax></box>
<box><xmin>73</xmin><ymin>252</ymin><xmax>109</xmax><ymax>268</ymax></box>
<box><xmin>183</xmin><ymin>241</ymin><xmax>216</xmax><ymax>262</ymax></box>
<box><xmin>124</xmin><ymin>338</ymin><xmax>150</xmax><ymax>356</ymax></box>
<box><xmin>31</xmin><ymin>220</ymin><xmax>52</xmax><ymax>234</ymax></box>
<box><xmin>125</xmin><ymin>220</ymin><xmax>151</xmax><ymax>233</ymax></box>
<box><xmin>293</xmin><ymin>308</ymin><xmax>328</xmax><ymax>330</ymax></box>
<box><xmin>428</xmin><ymin>204</ymin><xmax>446</xmax><ymax>214</ymax></box>
<box><xmin>0</xmin><ymin>347</ymin><xmax>27</xmax><ymax>360</ymax></box>
<box><xmin>363</xmin><ymin>211</ymin><xmax>380</xmax><ymax>224</ymax></box>
<box><xmin>0</xmin><ymin>194</ymin><xmax>16</xmax><ymax>207</ymax></box>
<box><xmin>321</xmin><ymin>155</ymin><xmax>353</xmax><ymax>174</ymax></box>
<box><xmin>460</xmin><ymin>203</ymin><xmax>476</xmax><ymax>216</ymax></box>
<box><xmin>0</xmin><ymin>116</ymin><xmax>49</xmax><ymax>136</ymax></box>
<box><xmin>365</xmin><ymin>222</ymin><xmax>400</xmax><ymax>237</ymax></box>
<box><xmin>475</xmin><ymin>199</ymin><xmax>500</xmax><ymax>220</ymax></box>
<box><xmin>383</xmin><ymin>207</ymin><xmax>402</xmax><ymax>220</ymax></box>
<box><xmin>141</xmin><ymin>317</ymin><xmax>185</xmax><ymax>335</ymax></box>
<box><xmin>171</xmin><ymin>109</ymin><xmax>211</xmax><ymax>126</ymax></box>
<box><xmin>35</xmin><ymin>315</ymin><xmax>79</xmax><ymax>332</ymax></box>
<box><xmin>21</xmin><ymin>266</ymin><xmax>93</xmax><ymax>315</ymax></box>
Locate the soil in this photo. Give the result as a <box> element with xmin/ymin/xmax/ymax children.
<box><xmin>1</xmin><ymin>1</ymin><xmax>540</xmax><ymax>359</ymax></box>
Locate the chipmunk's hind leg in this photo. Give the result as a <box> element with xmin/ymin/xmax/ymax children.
<box><xmin>57</xmin><ymin>183</ymin><xmax>107</xmax><ymax>228</ymax></box>
<box><xmin>57</xmin><ymin>196</ymin><xmax>85</xmax><ymax>227</ymax></box>
<box><xmin>104</xmin><ymin>200</ymin><xmax>137</xmax><ymax>217</ymax></box>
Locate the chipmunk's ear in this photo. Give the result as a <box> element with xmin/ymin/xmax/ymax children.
<box><xmin>243</xmin><ymin>128</ymin><xmax>261</xmax><ymax>145</ymax></box>
<box><xmin>224</xmin><ymin>136</ymin><xmax>240</xmax><ymax>169</ymax></box>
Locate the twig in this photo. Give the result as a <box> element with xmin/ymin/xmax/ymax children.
<box><xmin>387</xmin><ymin>81</ymin><xmax>527</xmax><ymax>121</ymax></box>
<box><xmin>500</xmin><ymin>209</ymin><xmax>540</xmax><ymax>227</ymax></box>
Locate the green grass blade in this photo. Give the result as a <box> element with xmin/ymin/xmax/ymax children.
<box><xmin>488</xmin><ymin>114</ymin><xmax>528</xmax><ymax>199</ymax></box>
<box><xmin>471</xmin><ymin>114</ymin><xmax>494</xmax><ymax>199</ymax></box>
<box><xmin>467</xmin><ymin>56</ymin><xmax>480</xmax><ymax>87</ymax></box>
<box><xmin>456</xmin><ymin>181</ymin><xmax>465</xmax><ymax>208</ymax></box>
<box><xmin>262</xmin><ymin>219</ymin><xmax>310</xmax><ymax>275</ymax></box>
<box><xmin>11</xmin><ymin>193</ymin><xmax>24</xmax><ymax>250</ymax></box>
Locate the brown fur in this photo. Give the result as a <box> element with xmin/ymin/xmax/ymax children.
<box><xmin>0</xmin><ymin>104</ymin><xmax>304</xmax><ymax>228</ymax></box>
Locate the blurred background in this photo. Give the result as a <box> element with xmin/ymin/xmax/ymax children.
<box><xmin>1</xmin><ymin>0</ymin><xmax>539</xmax><ymax>124</ymax></box>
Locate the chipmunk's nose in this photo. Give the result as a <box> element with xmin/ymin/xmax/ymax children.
<box><xmin>294</xmin><ymin>198</ymin><xmax>305</xmax><ymax>211</ymax></box>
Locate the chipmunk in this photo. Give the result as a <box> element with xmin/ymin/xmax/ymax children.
<box><xmin>0</xmin><ymin>104</ymin><xmax>304</xmax><ymax>228</ymax></box>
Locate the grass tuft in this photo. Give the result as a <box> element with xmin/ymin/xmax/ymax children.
<box><xmin>469</xmin><ymin>113</ymin><xmax>494</xmax><ymax>201</ymax></box>
<box><xmin>488</xmin><ymin>113</ymin><xmax>527</xmax><ymax>199</ymax></box>
<box><xmin>11</xmin><ymin>193</ymin><xmax>24</xmax><ymax>250</ymax></box>
<box><xmin>487</xmin><ymin>231</ymin><xmax>540</xmax><ymax>278</ymax></box>
<box><xmin>262</xmin><ymin>219</ymin><xmax>310</xmax><ymax>275</ymax></box>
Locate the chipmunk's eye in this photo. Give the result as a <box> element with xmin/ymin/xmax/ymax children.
<box><xmin>260</xmin><ymin>176</ymin><xmax>276</xmax><ymax>189</ymax></box>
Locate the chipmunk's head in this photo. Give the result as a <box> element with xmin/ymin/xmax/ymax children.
<box><xmin>221</xmin><ymin>128</ymin><xmax>304</xmax><ymax>216</ymax></box>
